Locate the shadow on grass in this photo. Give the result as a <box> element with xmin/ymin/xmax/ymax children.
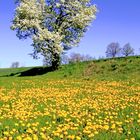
<box><xmin>19</xmin><ymin>67</ymin><xmax>53</xmax><ymax>76</ymax></box>
<box><xmin>0</xmin><ymin>67</ymin><xmax>53</xmax><ymax>77</ymax></box>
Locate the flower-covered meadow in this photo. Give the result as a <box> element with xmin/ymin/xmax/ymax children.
<box><xmin>0</xmin><ymin>78</ymin><xmax>139</xmax><ymax>140</ymax></box>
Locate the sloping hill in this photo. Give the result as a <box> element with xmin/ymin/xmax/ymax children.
<box><xmin>0</xmin><ymin>56</ymin><xmax>140</xmax><ymax>81</ymax></box>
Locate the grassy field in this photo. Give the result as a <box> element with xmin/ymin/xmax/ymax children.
<box><xmin>0</xmin><ymin>56</ymin><xmax>140</xmax><ymax>140</ymax></box>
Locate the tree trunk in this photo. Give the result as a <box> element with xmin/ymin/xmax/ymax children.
<box><xmin>51</xmin><ymin>53</ymin><xmax>61</xmax><ymax>70</ymax></box>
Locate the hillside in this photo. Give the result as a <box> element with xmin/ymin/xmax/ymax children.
<box><xmin>0</xmin><ymin>56</ymin><xmax>140</xmax><ymax>81</ymax></box>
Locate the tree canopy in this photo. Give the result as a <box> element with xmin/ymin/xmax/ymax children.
<box><xmin>11</xmin><ymin>0</ymin><xmax>97</xmax><ymax>69</ymax></box>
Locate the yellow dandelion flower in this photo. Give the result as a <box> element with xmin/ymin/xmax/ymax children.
<box><xmin>76</xmin><ymin>136</ymin><xmax>81</xmax><ymax>140</ymax></box>
<box><xmin>16</xmin><ymin>136</ymin><xmax>22</xmax><ymax>140</ymax></box>
<box><xmin>103</xmin><ymin>125</ymin><xmax>109</xmax><ymax>130</ymax></box>
<box><xmin>111</xmin><ymin>124</ymin><xmax>116</xmax><ymax>129</ymax></box>
<box><xmin>3</xmin><ymin>131</ymin><xmax>9</xmax><ymax>136</ymax></box>
<box><xmin>32</xmin><ymin>134</ymin><xmax>38</xmax><ymax>140</ymax></box>
<box><xmin>67</xmin><ymin>135</ymin><xmax>75</xmax><ymax>140</ymax></box>
<box><xmin>130</xmin><ymin>138</ymin><xmax>135</xmax><ymax>140</ymax></box>
<box><xmin>137</xmin><ymin>120</ymin><xmax>140</xmax><ymax>123</ymax></box>
<box><xmin>88</xmin><ymin>133</ymin><xmax>94</xmax><ymax>138</ymax></box>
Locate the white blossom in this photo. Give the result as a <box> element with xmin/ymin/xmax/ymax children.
<box><xmin>11</xmin><ymin>0</ymin><xmax>97</xmax><ymax>68</ymax></box>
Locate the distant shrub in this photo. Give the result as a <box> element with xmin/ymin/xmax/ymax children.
<box><xmin>10</xmin><ymin>62</ymin><xmax>20</xmax><ymax>68</ymax></box>
<box><xmin>69</xmin><ymin>53</ymin><xmax>93</xmax><ymax>63</ymax></box>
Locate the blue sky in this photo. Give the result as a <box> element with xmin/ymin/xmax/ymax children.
<box><xmin>0</xmin><ymin>0</ymin><xmax>140</xmax><ymax>68</ymax></box>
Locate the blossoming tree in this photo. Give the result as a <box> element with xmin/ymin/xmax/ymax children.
<box><xmin>11</xmin><ymin>0</ymin><xmax>97</xmax><ymax>70</ymax></box>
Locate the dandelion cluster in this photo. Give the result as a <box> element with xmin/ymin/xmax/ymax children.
<box><xmin>0</xmin><ymin>79</ymin><xmax>140</xmax><ymax>139</ymax></box>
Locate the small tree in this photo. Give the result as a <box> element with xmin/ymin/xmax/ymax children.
<box><xmin>106</xmin><ymin>42</ymin><xmax>121</xmax><ymax>58</ymax></box>
<box><xmin>11</xmin><ymin>0</ymin><xmax>97</xmax><ymax>70</ymax></box>
<box><xmin>11</xmin><ymin>62</ymin><xmax>20</xmax><ymax>68</ymax></box>
<box><xmin>121</xmin><ymin>43</ymin><xmax>134</xmax><ymax>56</ymax></box>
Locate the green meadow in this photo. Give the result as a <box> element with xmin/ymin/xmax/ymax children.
<box><xmin>0</xmin><ymin>56</ymin><xmax>140</xmax><ymax>140</ymax></box>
